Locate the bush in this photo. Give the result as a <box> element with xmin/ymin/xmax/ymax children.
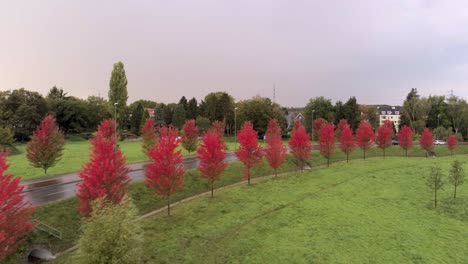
<box><xmin>74</xmin><ymin>196</ymin><xmax>142</xmax><ymax>264</ymax></box>
<box><xmin>0</xmin><ymin>127</ymin><xmax>14</xmax><ymax>146</ymax></box>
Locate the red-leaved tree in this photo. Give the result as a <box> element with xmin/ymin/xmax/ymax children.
<box><xmin>356</xmin><ymin>120</ymin><xmax>374</xmax><ymax>160</ymax></box>
<box><xmin>289</xmin><ymin>119</ymin><xmax>312</xmax><ymax>172</ymax></box>
<box><xmin>141</xmin><ymin>118</ymin><xmax>157</xmax><ymax>156</ymax></box>
<box><xmin>335</xmin><ymin>119</ymin><xmax>349</xmax><ymax>139</ymax></box>
<box><xmin>340</xmin><ymin>124</ymin><xmax>356</xmax><ymax>163</ymax></box>
<box><xmin>211</xmin><ymin>120</ymin><xmax>225</xmax><ymax>138</ymax></box>
<box><xmin>313</xmin><ymin>118</ymin><xmax>328</xmax><ymax>141</ymax></box>
<box><xmin>447</xmin><ymin>134</ymin><xmax>458</xmax><ymax>156</ymax></box>
<box><xmin>398</xmin><ymin>125</ymin><xmax>414</xmax><ymax>157</ymax></box>
<box><xmin>26</xmin><ymin>115</ymin><xmax>65</xmax><ymax>174</ymax></box>
<box><xmin>375</xmin><ymin>123</ymin><xmax>393</xmax><ymax>158</ymax></box>
<box><xmin>76</xmin><ymin>119</ymin><xmax>130</xmax><ymax>216</ymax></box>
<box><xmin>235</xmin><ymin>122</ymin><xmax>263</xmax><ymax>185</ymax></box>
<box><xmin>264</xmin><ymin>119</ymin><xmax>287</xmax><ymax>176</ymax></box>
<box><xmin>145</xmin><ymin>125</ymin><xmax>185</xmax><ymax>215</ymax></box>
<box><xmin>181</xmin><ymin>119</ymin><xmax>199</xmax><ymax>154</ymax></box>
<box><xmin>319</xmin><ymin>123</ymin><xmax>335</xmax><ymax>167</ymax></box>
<box><xmin>0</xmin><ymin>150</ymin><xmax>36</xmax><ymax>260</ymax></box>
<box><xmin>197</xmin><ymin>128</ymin><xmax>227</xmax><ymax>197</ymax></box>
<box><xmin>420</xmin><ymin>128</ymin><xmax>434</xmax><ymax>157</ymax></box>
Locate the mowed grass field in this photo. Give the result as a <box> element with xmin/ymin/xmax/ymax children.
<box><xmin>49</xmin><ymin>156</ymin><xmax>468</xmax><ymax>263</ymax></box>
<box><xmin>5</xmin><ymin>139</ymin><xmax>240</xmax><ymax>181</ymax></box>
<box><xmin>7</xmin><ymin>134</ymin><xmax>468</xmax><ymax>181</ymax></box>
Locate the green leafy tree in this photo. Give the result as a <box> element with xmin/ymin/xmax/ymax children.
<box><xmin>236</xmin><ymin>96</ymin><xmax>286</xmax><ymax>136</ymax></box>
<box><xmin>178</xmin><ymin>96</ymin><xmax>188</xmax><ymax>111</ymax></box>
<box><xmin>304</xmin><ymin>96</ymin><xmax>334</xmax><ymax>133</ymax></box>
<box><xmin>426</xmin><ymin>165</ymin><xmax>444</xmax><ymax>208</ymax></box>
<box><xmin>74</xmin><ymin>196</ymin><xmax>142</xmax><ymax>264</ymax></box>
<box><xmin>199</xmin><ymin>92</ymin><xmax>235</xmax><ymax>134</ymax></box>
<box><xmin>47</xmin><ymin>86</ymin><xmax>69</xmax><ymax>100</ymax></box>
<box><xmin>172</xmin><ymin>104</ymin><xmax>186</xmax><ymax>129</ymax></box>
<box><xmin>49</xmin><ymin>96</ymin><xmax>88</xmax><ymax>133</ymax></box>
<box><xmin>400</xmin><ymin>88</ymin><xmax>431</xmax><ymax>133</ymax></box>
<box><xmin>85</xmin><ymin>96</ymin><xmax>112</xmax><ymax>131</ymax></box>
<box><xmin>186</xmin><ymin>97</ymin><xmax>198</xmax><ymax>119</ymax></box>
<box><xmin>108</xmin><ymin>61</ymin><xmax>129</xmax><ymax>127</ymax></box>
<box><xmin>343</xmin><ymin>97</ymin><xmax>361</xmax><ymax>130</ymax></box>
<box><xmin>0</xmin><ymin>127</ymin><xmax>14</xmax><ymax>146</ymax></box>
<box><xmin>446</xmin><ymin>96</ymin><xmax>467</xmax><ymax>134</ymax></box>
<box><xmin>426</xmin><ymin>95</ymin><xmax>448</xmax><ymax>129</ymax></box>
<box><xmin>195</xmin><ymin>116</ymin><xmax>211</xmax><ymax>133</ymax></box>
<box><xmin>130</xmin><ymin>103</ymin><xmax>145</xmax><ymax>135</ymax></box>
<box><xmin>448</xmin><ymin>160</ymin><xmax>465</xmax><ymax>199</ymax></box>
<box><xmin>163</xmin><ymin>103</ymin><xmax>177</xmax><ymax>125</ymax></box>
<box><xmin>1</xmin><ymin>88</ymin><xmax>49</xmax><ymax>141</ymax></box>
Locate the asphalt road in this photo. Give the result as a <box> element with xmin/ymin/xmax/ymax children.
<box><xmin>22</xmin><ymin>152</ymin><xmax>238</xmax><ymax>206</ymax></box>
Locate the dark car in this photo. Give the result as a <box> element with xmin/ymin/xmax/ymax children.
<box><xmin>392</xmin><ymin>140</ymin><xmax>399</xmax><ymax>145</ymax></box>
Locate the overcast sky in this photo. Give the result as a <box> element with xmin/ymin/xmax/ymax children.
<box><xmin>1</xmin><ymin>1</ymin><xmax>468</xmax><ymax>107</ymax></box>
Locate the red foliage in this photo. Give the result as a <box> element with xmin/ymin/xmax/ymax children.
<box><xmin>76</xmin><ymin>119</ymin><xmax>130</xmax><ymax>216</ymax></box>
<box><xmin>419</xmin><ymin>128</ymin><xmax>434</xmax><ymax>157</ymax></box>
<box><xmin>356</xmin><ymin>120</ymin><xmax>374</xmax><ymax>160</ymax></box>
<box><xmin>181</xmin><ymin>119</ymin><xmax>199</xmax><ymax>153</ymax></box>
<box><xmin>313</xmin><ymin>118</ymin><xmax>328</xmax><ymax>140</ymax></box>
<box><xmin>375</xmin><ymin>124</ymin><xmax>393</xmax><ymax>158</ymax></box>
<box><xmin>211</xmin><ymin>120</ymin><xmax>225</xmax><ymax>138</ymax></box>
<box><xmin>335</xmin><ymin>119</ymin><xmax>349</xmax><ymax>139</ymax></box>
<box><xmin>235</xmin><ymin>122</ymin><xmax>263</xmax><ymax>184</ymax></box>
<box><xmin>26</xmin><ymin>115</ymin><xmax>65</xmax><ymax>174</ymax></box>
<box><xmin>197</xmin><ymin>129</ymin><xmax>227</xmax><ymax>197</ymax></box>
<box><xmin>145</xmin><ymin>125</ymin><xmax>185</xmax><ymax>215</ymax></box>
<box><xmin>398</xmin><ymin>126</ymin><xmax>414</xmax><ymax>157</ymax></box>
<box><xmin>382</xmin><ymin>119</ymin><xmax>394</xmax><ymax>130</ymax></box>
<box><xmin>319</xmin><ymin>123</ymin><xmax>335</xmax><ymax>167</ymax></box>
<box><xmin>141</xmin><ymin>118</ymin><xmax>157</xmax><ymax>156</ymax></box>
<box><xmin>264</xmin><ymin>119</ymin><xmax>287</xmax><ymax>176</ymax></box>
<box><xmin>289</xmin><ymin>119</ymin><xmax>312</xmax><ymax>171</ymax></box>
<box><xmin>339</xmin><ymin>124</ymin><xmax>356</xmax><ymax>162</ymax></box>
<box><xmin>447</xmin><ymin>134</ymin><xmax>458</xmax><ymax>155</ymax></box>
<box><xmin>0</xmin><ymin>150</ymin><xmax>36</xmax><ymax>260</ymax></box>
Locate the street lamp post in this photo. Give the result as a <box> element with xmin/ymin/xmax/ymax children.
<box><xmin>114</xmin><ymin>102</ymin><xmax>119</xmax><ymax>141</ymax></box>
<box><xmin>311</xmin><ymin>109</ymin><xmax>315</xmax><ymax>141</ymax></box>
<box><xmin>234</xmin><ymin>107</ymin><xmax>238</xmax><ymax>149</ymax></box>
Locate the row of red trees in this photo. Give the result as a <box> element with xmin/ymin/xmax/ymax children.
<box><xmin>1</xmin><ymin>114</ymin><xmax>463</xmax><ymax>260</ymax></box>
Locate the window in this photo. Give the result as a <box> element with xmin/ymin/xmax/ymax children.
<box><xmin>387</xmin><ymin>111</ymin><xmax>392</xmax><ymax>115</ymax></box>
<box><xmin>381</xmin><ymin>111</ymin><xmax>386</xmax><ymax>115</ymax></box>
<box><xmin>395</xmin><ymin>111</ymin><xmax>400</xmax><ymax>115</ymax></box>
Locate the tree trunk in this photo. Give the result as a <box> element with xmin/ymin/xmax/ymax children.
<box><xmin>247</xmin><ymin>169</ymin><xmax>251</xmax><ymax>185</ymax></box>
<box><xmin>454</xmin><ymin>185</ymin><xmax>457</xmax><ymax>199</ymax></box>
<box><xmin>167</xmin><ymin>195</ymin><xmax>171</xmax><ymax>216</ymax></box>
<box><xmin>346</xmin><ymin>153</ymin><xmax>349</xmax><ymax>163</ymax></box>
<box><xmin>211</xmin><ymin>182</ymin><xmax>214</xmax><ymax>197</ymax></box>
<box><xmin>327</xmin><ymin>157</ymin><xmax>330</xmax><ymax>167</ymax></box>
<box><xmin>275</xmin><ymin>169</ymin><xmax>277</xmax><ymax>177</ymax></box>
<box><xmin>434</xmin><ymin>189</ymin><xmax>437</xmax><ymax>208</ymax></box>
<box><xmin>363</xmin><ymin>150</ymin><xmax>366</xmax><ymax>160</ymax></box>
<box><xmin>405</xmin><ymin>149</ymin><xmax>408</xmax><ymax>158</ymax></box>
<box><xmin>383</xmin><ymin>148</ymin><xmax>386</xmax><ymax>159</ymax></box>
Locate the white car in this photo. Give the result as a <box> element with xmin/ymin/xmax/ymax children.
<box><xmin>434</xmin><ymin>140</ymin><xmax>446</xmax><ymax>145</ymax></box>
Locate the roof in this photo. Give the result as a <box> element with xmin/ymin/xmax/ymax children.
<box><xmin>376</xmin><ymin>105</ymin><xmax>401</xmax><ymax>115</ymax></box>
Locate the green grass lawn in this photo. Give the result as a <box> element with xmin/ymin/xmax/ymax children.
<box><xmin>5</xmin><ymin>144</ymin><xmax>468</xmax><ymax>263</ymax></box>
<box><xmin>6</xmin><ymin>139</ymin><xmax>240</xmax><ymax>181</ymax></box>
<box><xmin>48</xmin><ymin>155</ymin><xmax>468</xmax><ymax>263</ymax></box>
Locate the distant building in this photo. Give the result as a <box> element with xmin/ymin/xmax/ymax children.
<box><xmin>284</xmin><ymin>107</ymin><xmax>305</xmax><ymax>128</ymax></box>
<box><xmin>376</xmin><ymin>105</ymin><xmax>401</xmax><ymax>131</ymax></box>
<box><xmin>145</xmin><ymin>108</ymin><xmax>155</xmax><ymax>119</ymax></box>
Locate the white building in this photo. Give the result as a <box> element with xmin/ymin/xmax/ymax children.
<box><xmin>377</xmin><ymin>105</ymin><xmax>401</xmax><ymax>131</ymax></box>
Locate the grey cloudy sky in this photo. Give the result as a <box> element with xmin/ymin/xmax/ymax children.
<box><xmin>1</xmin><ymin>0</ymin><xmax>468</xmax><ymax>107</ymax></box>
